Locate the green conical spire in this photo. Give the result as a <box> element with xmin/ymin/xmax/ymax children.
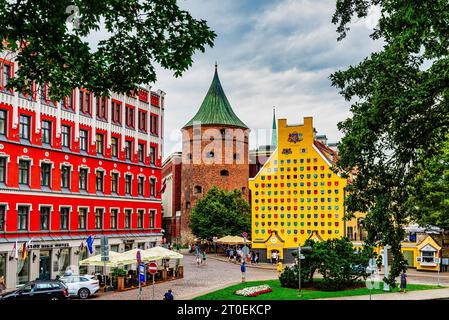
<box><xmin>183</xmin><ymin>64</ymin><xmax>248</xmax><ymax>129</ymax></box>
<box><xmin>271</xmin><ymin>107</ymin><xmax>277</xmax><ymax>147</ymax></box>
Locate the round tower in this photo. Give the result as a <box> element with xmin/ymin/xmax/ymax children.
<box><xmin>180</xmin><ymin>65</ymin><xmax>250</xmax><ymax>243</ymax></box>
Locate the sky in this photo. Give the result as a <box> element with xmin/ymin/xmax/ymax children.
<box><xmin>135</xmin><ymin>0</ymin><xmax>382</xmax><ymax>158</ymax></box>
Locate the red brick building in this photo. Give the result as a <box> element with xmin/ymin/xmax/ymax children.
<box><xmin>0</xmin><ymin>57</ymin><xmax>165</xmax><ymax>288</ymax></box>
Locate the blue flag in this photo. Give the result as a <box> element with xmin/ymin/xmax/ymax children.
<box><xmin>86</xmin><ymin>235</ymin><xmax>94</xmax><ymax>254</ymax></box>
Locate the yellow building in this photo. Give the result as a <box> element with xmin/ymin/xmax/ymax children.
<box><xmin>249</xmin><ymin>117</ymin><xmax>347</xmax><ymax>262</ymax></box>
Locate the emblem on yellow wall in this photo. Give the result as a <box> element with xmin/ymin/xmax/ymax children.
<box><xmin>288</xmin><ymin>132</ymin><xmax>303</xmax><ymax>143</ymax></box>
<box><xmin>282</xmin><ymin>148</ymin><xmax>292</xmax><ymax>155</ymax></box>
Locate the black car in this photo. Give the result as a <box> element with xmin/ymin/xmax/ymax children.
<box><xmin>0</xmin><ymin>280</ymin><xmax>69</xmax><ymax>300</ymax></box>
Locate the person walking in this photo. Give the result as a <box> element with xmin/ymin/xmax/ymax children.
<box><xmin>164</xmin><ymin>289</ymin><xmax>174</xmax><ymax>300</ymax></box>
<box><xmin>400</xmin><ymin>270</ymin><xmax>407</xmax><ymax>293</ymax></box>
<box><xmin>241</xmin><ymin>262</ymin><xmax>246</xmax><ymax>283</ymax></box>
<box><xmin>0</xmin><ymin>276</ymin><xmax>6</xmax><ymax>293</ymax></box>
<box><xmin>202</xmin><ymin>251</ymin><xmax>207</xmax><ymax>266</ymax></box>
<box><xmin>196</xmin><ymin>253</ymin><xmax>202</xmax><ymax>267</ymax></box>
<box><xmin>255</xmin><ymin>252</ymin><xmax>259</xmax><ymax>264</ymax></box>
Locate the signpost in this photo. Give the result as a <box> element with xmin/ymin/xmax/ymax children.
<box><xmin>148</xmin><ymin>262</ymin><xmax>158</xmax><ymax>300</ymax></box>
<box><xmin>242</xmin><ymin>231</ymin><xmax>248</xmax><ymax>262</ymax></box>
<box><xmin>213</xmin><ymin>236</ymin><xmax>218</xmax><ymax>255</ymax></box>
<box><xmin>137</xmin><ymin>250</ymin><xmax>142</xmax><ymax>300</ymax></box>
<box><xmin>100</xmin><ymin>236</ymin><xmax>112</xmax><ymax>290</ymax></box>
<box><xmin>383</xmin><ymin>245</ymin><xmax>391</xmax><ymax>291</ymax></box>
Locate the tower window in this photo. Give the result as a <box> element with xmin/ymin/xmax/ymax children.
<box><xmin>194</xmin><ymin>186</ymin><xmax>202</xmax><ymax>194</ymax></box>
<box><xmin>220</xmin><ymin>129</ymin><xmax>226</xmax><ymax>135</ymax></box>
<box><xmin>220</xmin><ymin>170</ymin><xmax>229</xmax><ymax>177</ymax></box>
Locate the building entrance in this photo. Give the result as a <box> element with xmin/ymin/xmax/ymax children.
<box><xmin>39</xmin><ymin>250</ymin><xmax>51</xmax><ymax>280</ymax></box>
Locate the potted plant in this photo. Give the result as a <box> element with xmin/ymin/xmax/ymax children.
<box><xmin>112</xmin><ymin>268</ymin><xmax>127</xmax><ymax>291</ymax></box>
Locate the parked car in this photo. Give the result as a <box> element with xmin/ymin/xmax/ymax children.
<box><xmin>60</xmin><ymin>275</ymin><xmax>100</xmax><ymax>299</ymax></box>
<box><xmin>0</xmin><ymin>280</ymin><xmax>69</xmax><ymax>300</ymax></box>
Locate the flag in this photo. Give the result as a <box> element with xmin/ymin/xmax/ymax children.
<box><xmin>86</xmin><ymin>235</ymin><xmax>94</xmax><ymax>254</ymax></box>
<box><xmin>158</xmin><ymin>178</ymin><xmax>167</xmax><ymax>194</ymax></box>
<box><xmin>21</xmin><ymin>242</ymin><xmax>27</xmax><ymax>260</ymax></box>
<box><xmin>11</xmin><ymin>241</ymin><xmax>18</xmax><ymax>260</ymax></box>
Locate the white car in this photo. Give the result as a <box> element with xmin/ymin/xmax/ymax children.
<box><xmin>60</xmin><ymin>275</ymin><xmax>100</xmax><ymax>299</ymax></box>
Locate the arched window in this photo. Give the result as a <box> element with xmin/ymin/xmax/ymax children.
<box><xmin>194</xmin><ymin>186</ymin><xmax>202</xmax><ymax>194</ymax></box>
<box><xmin>220</xmin><ymin>170</ymin><xmax>229</xmax><ymax>177</ymax></box>
<box><xmin>220</xmin><ymin>128</ymin><xmax>226</xmax><ymax>136</ymax></box>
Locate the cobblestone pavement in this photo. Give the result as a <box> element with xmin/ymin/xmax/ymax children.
<box><xmin>94</xmin><ymin>254</ymin><xmax>278</xmax><ymax>300</ymax></box>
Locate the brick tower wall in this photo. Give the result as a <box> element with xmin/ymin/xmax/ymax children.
<box><xmin>180</xmin><ymin>125</ymin><xmax>250</xmax><ymax>244</ymax></box>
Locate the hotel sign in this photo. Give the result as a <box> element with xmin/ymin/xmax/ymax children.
<box><xmin>29</xmin><ymin>243</ymin><xmax>70</xmax><ymax>249</ymax></box>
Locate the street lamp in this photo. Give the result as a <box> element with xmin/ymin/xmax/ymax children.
<box><xmin>297</xmin><ymin>246</ymin><xmax>312</xmax><ymax>296</ymax></box>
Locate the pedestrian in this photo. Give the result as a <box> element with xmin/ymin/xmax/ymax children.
<box><xmin>255</xmin><ymin>252</ymin><xmax>259</xmax><ymax>264</ymax></box>
<box><xmin>276</xmin><ymin>261</ymin><xmax>283</xmax><ymax>277</ymax></box>
<box><xmin>241</xmin><ymin>262</ymin><xmax>246</xmax><ymax>283</ymax></box>
<box><xmin>400</xmin><ymin>270</ymin><xmax>407</xmax><ymax>293</ymax></box>
<box><xmin>196</xmin><ymin>253</ymin><xmax>202</xmax><ymax>267</ymax></box>
<box><xmin>0</xmin><ymin>276</ymin><xmax>6</xmax><ymax>293</ymax></box>
<box><xmin>202</xmin><ymin>251</ymin><xmax>207</xmax><ymax>265</ymax></box>
<box><xmin>164</xmin><ymin>289</ymin><xmax>174</xmax><ymax>300</ymax></box>
<box><xmin>246</xmin><ymin>253</ymin><xmax>251</xmax><ymax>264</ymax></box>
<box><xmin>228</xmin><ymin>249</ymin><xmax>233</xmax><ymax>261</ymax></box>
<box><xmin>271</xmin><ymin>251</ymin><xmax>276</xmax><ymax>264</ymax></box>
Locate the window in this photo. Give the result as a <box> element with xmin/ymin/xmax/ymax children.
<box><xmin>96</xmin><ymin>133</ymin><xmax>104</xmax><ymax>155</ymax></box>
<box><xmin>125</xmin><ymin>106</ymin><xmax>135</xmax><ymax>128</ymax></box>
<box><xmin>111</xmin><ymin>101</ymin><xmax>122</xmax><ymax>124</ymax></box>
<box><xmin>79</xmin><ymin>168</ymin><xmax>88</xmax><ymax>191</ymax></box>
<box><xmin>111</xmin><ymin>173</ymin><xmax>119</xmax><ymax>194</ymax></box>
<box><xmin>422</xmin><ymin>250</ymin><xmax>436</xmax><ymax>263</ymax></box>
<box><xmin>79</xmin><ymin>129</ymin><xmax>88</xmax><ymax>152</ymax></box>
<box><xmin>125</xmin><ymin>175</ymin><xmax>132</xmax><ymax>195</ymax></box>
<box><xmin>78</xmin><ymin>208</ymin><xmax>87</xmax><ymax>230</ymax></box>
<box><xmin>19</xmin><ymin>115</ymin><xmax>31</xmax><ymax>140</ymax></box>
<box><xmin>60</xmin><ymin>207</ymin><xmax>69</xmax><ymax>230</ymax></box>
<box><xmin>138</xmin><ymin>210</ymin><xmax>144</xmax><ymax>228</ymax></box>
<box><xmin>150</xmin><ymin>115</ymin><xmax>158</xmax><ymax>135</ymax></box>
<box><xmin>138</xmin><ymin>143</ymin><xmax>145</xmax><ymax>162</ymax></box>
<box><xmin>18</xmin><ymin>206</ymin><xmax>29</xmax><ymax>231</ymax></box>
<box><xmin>125</xmin><ymin>141</ymin><xmax>132</xmax><ymax>160</ymax></box>
<box><xmin>150</xmin><ymin>146</ymin><xmax>156</xmax><ymax>165</ymax></box>
<box><xmin>0</xmin><ymin>157</ymin><xmax>6</xmax><ymax>183</ymax></box>
<box><xmin>220</xmin><ymin>170</ymin><xmax>229</xmax><ymax>177</ymax></box>
<box><xmin>61</xmin><ymin>125</ymin><xmax>71</xmax><ymax>148</ymax></box>
<box><xmin>63</xmin><ymin>91</ymin><xmax>74</xmax><ymax>110</ymax></box>
<box><xmin>138</xmin><ymin>111</ymin><xmax>147</xmax><ymax>132</ymax></box>
<box><xmin>96</xmin><ymin>171</ymin><xmax>104</xmax><ymax>192</ymax></box>
<box><xmin>110</xmin><ymin>209</ymin><xmax>118</xmax><ymax>229</ymax></box>
<box><xmin>79</xmin><ymin>90</ymin><xmax>91</xmax><ymax>115</ymax></box>
<box><xmin>124</xmin><ymin>209</ymin><xmax>131</xmax><ymax>229</ymax></box>
<box><xmin>150</xmin><ymin>178</ymin><xmax>156</xmax><ymax>197</ymax></box>
<box><xmin>194</xmin><ymin>186</ymin><xmax>202</xmax><ymax>194</ymax></box>
<box><xmin>61</xmin><ymin>166</ymin><xmax>71</xmax><ymax>189</ymax></box>
<box><xmin>41</xmin><ymin>120</ymin><xmax>52</xmax><ymax>145</ymax></box>
<box><xmin>96</xmin><ymin>97</ymin><xmax>107</xmax><ymax>120</ymax></box>
<box><xmin>0</xmin><ymin>205</ymin><xmax>5</xmax><ymax>231</ymax></box>
<box><xmin>39</xmin><ymin>207</ymin><xmax>50</xmax><ymax>230</ymax></box>
<box><xmin>149</xmin><ymin>210</ymin><xmax>156</xmax><ymax>228</ymax></box>
<box><xmin>18</xmin><ymin>160</ymin><xmax>30</xmax><ymax>185</ymax></box>
<box><xmin>41</xmin><ymin>163</ymin><xmax>51</xmax><ymax>187</ymax></box>
<box><xmin>138</xmin><ymin>176</ymin><xmax>144</xmax><ymax>196</ymax></box>
<box><xmin>95</xmin><ymin>208</ymin><xmax>103</xmax><ymax>229</ymax></box>
<box><xmin>111</xmin><ymin>137</ymin><xmax>119</xmax><ymax>157</ymax></box>
<box><xmin>0</xmin><ymin>109</ymin><xmax>6</xmax><ymax>135</ymax></box>
<box><xmin>1</xmin><ymin>63</ymin><xmax>12</xmax><ymax>91</ymax></box>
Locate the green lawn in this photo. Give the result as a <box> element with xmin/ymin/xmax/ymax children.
<box><xmin>193</xmin><ymin>279</ymin><xmax>442</xmax><ymax>300</ymax></box>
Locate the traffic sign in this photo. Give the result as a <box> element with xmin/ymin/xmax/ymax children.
<box><xmin>299</xmin><ymin>254</ymin><xmax>305</xmax><ymax>259</ymax></box>
<box><xmin>136</xmin><ymin>250</ymin><xmax>141</xmax><ymax>264</ymax></box>
<box><xmin>242</xmin><ymin>246</ymin><xmax>250</xmax><ymax>255</ymax></box>
<box><xmin>148</xmin><ymin>262</ymin><xmax>158</xmax><ymax>274</ymax></box>
<box><xmin>242</xmin><ymin>231</ymin><xmax>248</xmax><ymax>238</ymax></box>
<box><xmin>212</xmin><ymin>236</ymin><xmax>218</xmax><ymax>243</ymax></box>
<box><xmin>139</xmin><ymin>264</ymin><xmax>145</xmax><ymax>283</ymax></box>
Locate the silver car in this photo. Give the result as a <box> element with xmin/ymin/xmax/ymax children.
<box><xmin>60</xmin><ymin>275</ymin><xmax>100</xmax><ymax>299</ymax></box>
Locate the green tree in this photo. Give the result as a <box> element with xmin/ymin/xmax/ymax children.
<box><xmin>330</xmin><ymin>0</ymin><xmax>449</xmax><ymax>285</ymax></box>
<box><xmin>407</xmin><ymin>139</ymin><xmax>449</xmax><ymax>229</ymax></box>
<box><xmin>189</xmin><ymin>186</ymin><xmax>251</xmax><ymax>240</ymax></box>
<box><xmin>0</xmin><ymin>0</ymin><xmax>216</xmax><ymax>99</ymax></box>
<box><xmin>279</xmin><ymin>238</ymin><xmax>374</xmax><ymax>291</ymax></box>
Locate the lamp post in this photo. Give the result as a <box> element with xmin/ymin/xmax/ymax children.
<box><xmin>383</xmin><ymin>245</ymin><xmax>391</xmax><ymax>291</ymax></box>
<box><xmin>297</xmin><ymin>246</ymin><xmax>312</xmax><ymax>296</ymax></box>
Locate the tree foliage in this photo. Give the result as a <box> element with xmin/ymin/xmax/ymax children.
<box><xmin>189</xmin><ymin>186</ymin><xmax>251</xmax><ymax>240</ymax></box>
<box><xmin>407</xmin><ymin>139</ymin><xmax>449</xmax><ymax>229</ymax></box>
<box><xmin>0</xmin><ymin>0</ymin><xmax>216</xmax><ymax>99</ymax></box>
<box><xmin>279</xmin><ymin>238</ymin><xmax>374</xmax><ymax>291</ymax></box>
<box><xmin>331</xmin><ymin>0</ymin><xmax>449</xmax><ymax>285</ymax></box>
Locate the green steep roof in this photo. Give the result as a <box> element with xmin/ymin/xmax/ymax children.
<box><xmin>183</xmin><ymin>66</ymin><xmax>248</xmax><ymax>129</ymax></box>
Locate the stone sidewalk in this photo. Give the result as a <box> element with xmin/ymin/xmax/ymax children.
<box><xmin>318</xmin><ymin>287</ymin><xmax>449</xmax><ymax>300</ymax></box>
